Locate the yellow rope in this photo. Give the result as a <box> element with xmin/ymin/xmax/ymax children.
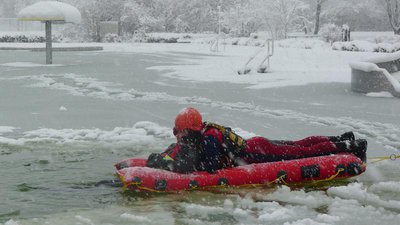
<box><xmin>137</xmin><ymin>186</ymin><xmax>164</xmax><ymax>193</ymax></box>
<box><xmin>368</xmin><ymin>154</ymin><xmax>400</xmax><ymax>164</ymax></box>
<box><xmin>277</xmin><ymin>175</ymin><xmax>289</xmax><ymax>186</ymax></box>
<box><xmin>117</xmin><ymin>174</ymin><xmax>128</xmax><ymax>192</ymax></box>
<box><xmin>311</xmin><ymin>168</ymin><xmax>344</xmax><ymax>184</ymax></box>
<box><xmin>122</xmin><ymin>174</ymin><xmax>290</xmax><ymax>193</ymax></box>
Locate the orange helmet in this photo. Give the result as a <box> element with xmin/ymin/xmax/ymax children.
<box><xmin>174</xmin><ymin>107</ymin><xmax>203</xmax><ymax>132</ymax></box>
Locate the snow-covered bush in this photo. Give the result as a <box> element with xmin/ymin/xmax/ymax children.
<box><xmin>0</xmin><ymin>33</ymin><xmax>63</xmax><ymax>43</ymax></box>
<box><xmin>146</xmin><ymin>36</ymin><xmax>179</xmax><ymax>43</ymax></box>
<box><xmin>103</xmin><ymin>33</ymin><xmax>122</xmax><ymax>43</ymax></box>
<box><xmin>332</xmin><ymin>40</ymin><xmax>400</xmax><ymax>53</ymax></box>
<box><xmin>0</xmin><ymin>34</ymin><xmax>44</xmax><ymax>42</ymax></box>
<box><xmin>226</xmin><ymin>35</ymin><xmax>266</xmax><ymax>46</ymax></box>
<box><xmin>319</xmin><ymin>23</ymin><xmax>342</xmax><ymax>44</ymax></box>
<box><xmin>130</xmin><ymin>29</ymin><xmax>147</xmax><ymax>42</ymax></box>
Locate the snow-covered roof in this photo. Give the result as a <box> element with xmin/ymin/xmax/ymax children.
<box><xmin>17</xmin><ymin>1</ymin><xmax>81</xmax><ymax>24</ymax></box>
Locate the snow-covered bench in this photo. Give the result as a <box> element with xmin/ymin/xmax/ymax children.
<box><xmin>350</xmin><ymin>52</ymin><xmax>400</xmax><ymax>97</ymax></box>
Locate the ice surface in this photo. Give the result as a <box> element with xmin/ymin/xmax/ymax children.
<box><xmin>1</xmin><ymin>39</ymin><xmax>400</xmax><ymax>225</ymax></box>
<box><xmin>1</xmin><ymin>62</ymin><xmax>63</xmax><ymax>67</ymax></box>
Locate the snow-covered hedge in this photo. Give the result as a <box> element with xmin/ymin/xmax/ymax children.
<box><xmin>146</xmin><ymin>36</ymin><xmax>179</xmax><ymax>43</ymax></box>
<box><xmin>0</xmin><ymin>34</ymin><xmax>45</xmax><ymax>42</ymax></box>
<box><xmin>332</xmin><ymin>33</ymin><xmax>400</xmax><ymax>53</ymax></box>
<box><xmin>145</xmin><ymin>33</ymin><xmax>210</xmax><ymax>44</ymax></box>
<box><xmin>101</xmin><ymin>32</ymin><xmax>194</xmax><ymax>43</ymax></box>
<box><xmin>332</xmin><ymin>40</ymin><xmax>400</xmax><ymax>53</ymax></box>
<box><xmin>101</xmin><ymin>32</ymin><xmax>269</xmax><ymax>46</ymax></box>
<box><xmin>0</xmin><ymin>32</ymin><xmax>63</xmax><ymax>43</ymax></box>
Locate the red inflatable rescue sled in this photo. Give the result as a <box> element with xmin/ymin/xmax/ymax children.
<box><xmin>115</xmin><ymin>153</ymin><xmax>365</xmax><ymax>193</ymax></box>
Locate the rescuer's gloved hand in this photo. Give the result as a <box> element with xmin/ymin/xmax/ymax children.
<box><xmin>146</xmin><ymin>153</ymin><xmax>170</xmax><ymax>170</ymax></box>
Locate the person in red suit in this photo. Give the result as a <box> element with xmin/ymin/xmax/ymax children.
<box><xmin>147</xmin><ymin>107</ymin><xmax>367</xmax><ymax>173</ymax></box>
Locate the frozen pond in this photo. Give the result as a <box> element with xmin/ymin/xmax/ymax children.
<box><xmin>1</xmin><ymin>44</ymin><xmax>400</xmax><ymax>225</ymax></box>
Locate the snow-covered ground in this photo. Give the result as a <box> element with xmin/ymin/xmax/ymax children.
<box><xmin>0</xmin><ymin>40</ymin><xmax>380</xmax><ymax>87</ymax></box>
<box><xmin>0</xmin><ymin>39</ymin><xmax>399</xmax><ymax>225</ymax></box>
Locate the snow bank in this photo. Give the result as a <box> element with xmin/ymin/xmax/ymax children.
<box><xmin>327</xmin><ymin>182</ymin><xmax>400</xmax><ymax>211</ymax></box>
<box><xmin>0</xmin><ymin>126</ymin><xmax>16</xmax><ymax>135</ymax></box>
<box><xmin>0</xmin><ymin>120</ymin><xmax>256</xmax><ymax>150</ymax></box>
<box><xmin>369</xmin><ymin>181</ymin><xmax>400</xmax><ymax>193</ymax></box>
<box><xmin>3</xmin><ymin>220</ymin><xmax>20</xmax><ymax>225</ymax></box>
<box><xmin>0</xmin><ymin>121</ymin><xmax>174</xmax><ymax>146</ymax></box>
<box><xmin>366</xmin><ymin>92</ymin><xmax>394</xmax><ymax>98</ymax></box>
<box><xmin>256</xmin><ymin>185</ymin><xmax>332</xmax><ymax>209</ymax></box>
<box><xmin>178</xmin><ymin>186</ymin><xmax>400</xmax><ymax>225</ymax></box>
<box><xmin>10</xmin><ymin>182</ymin><xmax>400</xmax><ymax>225</ymax></box>
<box><xmin>18</xmin><ymin>1</ymin><xmax>81</xmax><ymax>24</ymax></box>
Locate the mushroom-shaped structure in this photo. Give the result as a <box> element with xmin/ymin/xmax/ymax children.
<box><xmin>18</xmin><ymin>1</ymin><xmax>81</xmax><ymax>64</ymax></box>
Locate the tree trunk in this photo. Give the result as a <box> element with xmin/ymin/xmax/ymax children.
<box><xmin>96</xmin><ymin>22</ymin><xmax>101</xmax><ymax>42</ymax></box>
<box><xmin>386</xmin><ymin>0</ymin><xmax>400</xmax><ymax>35</ymax></box>
<box><xmin>313</xmin><ymin>0</ymin><xmax>323</xmax><ymax>35</ymax></box>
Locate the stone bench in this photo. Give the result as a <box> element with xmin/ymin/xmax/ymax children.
<box><xmin>350</xmin><ymin>52</ymin><xmax>400</xmax><ymax>97</ymax></box>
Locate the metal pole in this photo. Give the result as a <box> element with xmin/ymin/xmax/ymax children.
<box><xmin>45</xmin><ymin>21</ymin><xmax>52</xmax><ymax>64</ymax></box>
<box><xmin>216</xmin><ymin>5</ymin><xmax>221</xmax><ymax>52</ymax></box>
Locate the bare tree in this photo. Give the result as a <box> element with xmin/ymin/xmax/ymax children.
<box><xmin>313</xmin><ymin>0</ymin><xmax>326</xmax><ymax>34</ymax></box>
<box><xmin>385</xmin><ymin>0</ymin><xmax>400</xmax><ymax>34</ymax></box>
<box><xmin>274</xmin><ymin>0</ymin><xmax>306</xmax><ymax>38</ymax></box>
<box><xmin>81</xmin><ymin>0</ymin><xmax>125</xmax><ymax>41</ymax></box>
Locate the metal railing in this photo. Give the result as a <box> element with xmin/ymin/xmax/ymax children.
<box><xmin>238</xmin><ymin>39</ymin><xmax>274</xmax><ymax>75</ymax></box>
